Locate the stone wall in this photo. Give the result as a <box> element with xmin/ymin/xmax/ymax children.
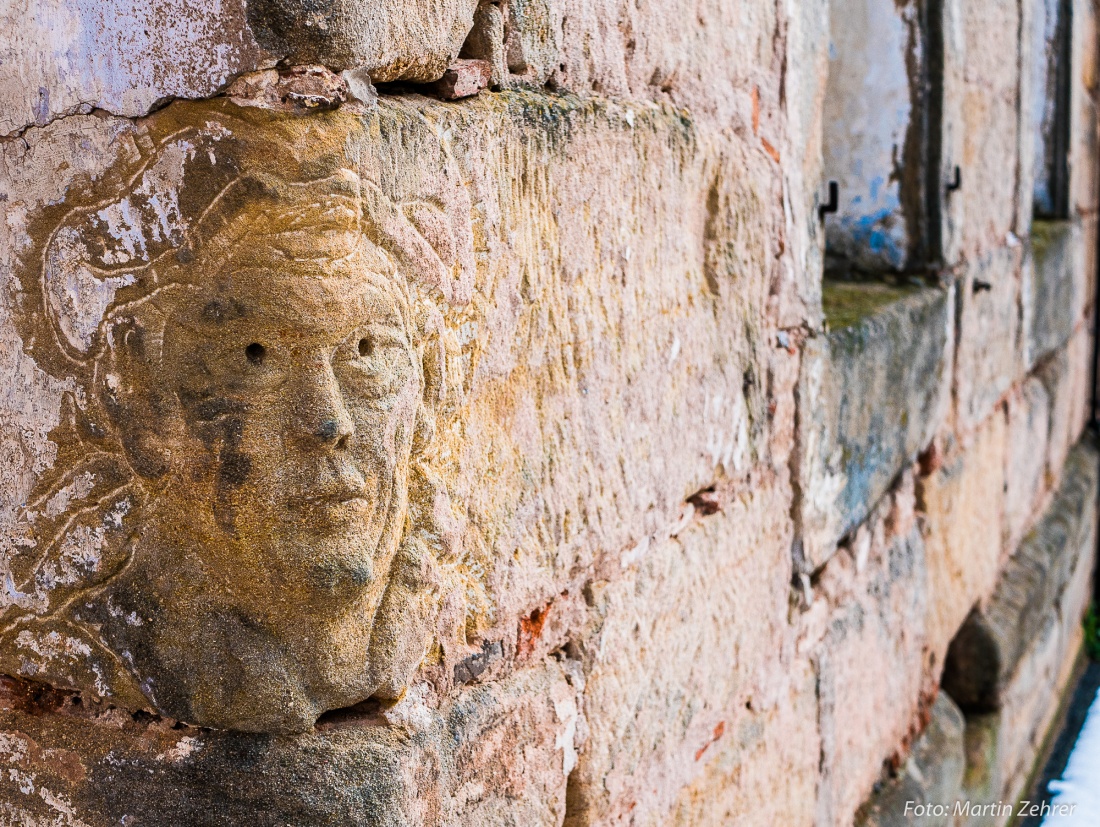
<box><xmin>0</xmin><ymin>1</ymin><xmax>1095</xmax><ymax>825</ymax></box>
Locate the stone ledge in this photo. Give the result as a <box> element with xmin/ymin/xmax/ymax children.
<box><xmin>797</xmin><ymin>281</ymin><xmax>953</xmax><ymax>569</ymax></box>
<box><xmin>855</xmin><ymin>693</ymin><xmax>967</xmax><ymax>827</ymax></box>
<box><xmin>0</xmin><ymin>661</ymin><xmax>578</xmax><ymax>827</ymax></box>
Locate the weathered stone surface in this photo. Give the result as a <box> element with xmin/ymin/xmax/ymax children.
<box><xmin>0</xmin><ymin>0</ymin><xmax>268</xmax><ymax>136</ymax></box>
<box><xmin>1070</xmin><ymin>0</ymin><xmax>1100</xmax><ymax>215</ymax></box>
<box><xmin>0</xmin><ymin>0</ymin><xmax>1096</xmax><ymax>822</ymax></box>
<box><xmin>0</xmin><ymin>104</ymin><xmax>458</xmax><ymax>733</ymax></box>
<box><xmin>0</xmin><ymin>0</ymin><xmax>480</xmax><ymax>136</ymax></box>
<box><xmin>563</xmin><ymin>478</ymin><xmax>798</xmax><ymax>826</ymax></box>
<box><xmin>0</xmin><ymin>94</ymin><xmax>783</xmax><ymax>733</ymax></box>
<box><xmin>938</xmin><ymin>0</ymin><xmax>967</xmax><ymax>266</ymax></box>
<box><xmin>919</xmin><ymin>410</ymin><xmax>1008</xmax><ymax>663</ymax></box>
<box><xmin>1003</xmin><ymin>376</ymin><xmax>1053</xmax><ymax>552</ymax></box>
<box><xmin>1037</xmin><ymin>327</ymin><xmax>1094</xmax><ymax>486</ymax></box>
<box><xmin>822</xmin><ymin>0</ymin><xmax>929</xmax><ymax>273</ymax></box>
<box><xmin>955</xmin><ymin>510</ymin><xmax>1093</xmax><ymax>819</ymax></box>
<box><xmin>1026</xmin><ymin>220</ymin><xmax>1084</xmax><ymax>367</ymax></box>
<box><xmin>855</xmin><ymin>693</ymin><xmax>967</xmax><ymax>827</ymax></box>
<box><xmin>224</xmin><ymin>65</ymin><xmax>354</xmax><ymax>113</ymax></box>
<box><xmin>665</xmin><ymin>661</ymin><xmax>819</xmax><ymax>827</ymax></box>
<box><xmin>0</xmin><ymin>659</ymin><xmax>579</xmax><ymax>826</ymax></box>
<box><xmin>502</xmin><ymin>0</ymin><xmax>563</xmax><ymax>88</ymax></box>
<box><xmin>806</xmin><ymin>479</ymin><xmax>934</xmax><ymax>827</ymax></box>
<box><xmin>430</xmin><ymin>59</ymin><xmax>492</xmax><ymax>100</ymax></box>
<box><xmin>955</xmin><ymin>0</ymin><xmax>1025</xmax><ymax>256</ymax></box>
<box><xmin>954</xmin><ymin>245</ymin><xmax>1025</xmax><ymax>432</ymax></box>
<box><xmin>942</xmin><ymin>438</ymin><xmax>1098</xmax><ymax>712</ymax></box>
<box><xmin>852</xmin><ymin>439</ymin><xmax>1098</xmax><ymax>827</ymax></box>
<box><xmin>797</xmin><ymin>282</ymin><xmax>952</xmax><ymax>568</ymax></box>
<box><xmin>246</xmin><ymin>0</ymin><xmax>479</xmax><ymax>78</ymax></box>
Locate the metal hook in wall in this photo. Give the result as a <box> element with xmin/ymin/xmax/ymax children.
<box><xmin>946</xmin><ymin>165</ymin><xmax>962</xmax><ymax>194</ymax></box>
<box><xmin>818</xmin><ymin>181</ymin><xmax>839</xmax><ymax>220</ymax></box>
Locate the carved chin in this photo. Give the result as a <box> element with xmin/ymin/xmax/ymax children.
<box><xmin>299</xmin><ymin>536</ymin><xmax>378</xmax><ymax>595</ymax></box>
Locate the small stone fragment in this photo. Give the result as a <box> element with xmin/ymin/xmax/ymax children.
<box><xmin>454</xmin><ymin>640</ymin><xmax>503</xmax><ymax>684</ymax></box>
<box><xmin>430</xmin><ymin>59</ymin><xmax>493</xmax><ymax>100</ymax></box>
<box><xmin>225</xmin><ymin>66</ymin><xmax>348</xmax><ymax>113</ymax></box>
<box><xmin>341</xmin><ymin>67</ymin><xmax>380</xmax><ymax>108</ymax></box>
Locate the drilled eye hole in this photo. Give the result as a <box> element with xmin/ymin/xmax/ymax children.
<box><xmin>245</xmin><ymin>343</ymin><xmax>266</xmax><ymax>365</ymax></box>
<box><xmin>358</xmin><ymin>337</ymin><xmax>373</xmax><ymax>357</ymax></box>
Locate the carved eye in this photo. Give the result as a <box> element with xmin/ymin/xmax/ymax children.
<box><xmin>245</xmin><ymin>343</ymin><xmax>266</xmax><ymax>366</ymax></box>
<box><xmin>358</xmin><ymin>337</ymin><xmax>373</xmax><ymax>357</ymax></box>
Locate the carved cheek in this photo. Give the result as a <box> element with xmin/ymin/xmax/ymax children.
<box><xmin>236</xmin><ymin>402</ymin><xmax>291</xmax><ymax>484</ymax></box>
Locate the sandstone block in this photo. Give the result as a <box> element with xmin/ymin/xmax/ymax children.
<box><xmin>247</xmin><ymin>0</ymin><xmax>479</xmax><ymax>78</ymax></box>
<box><xmin>919</xmin><ymin>410</ymin><xmax>1008</xmax><ymax>662</ymax></box>
<box><xmin>430</xmin><ymin>59</ymin><xmax>492</xmax><ymax>100</ymax></box>
<box><xmin>954</xmin><ymin>246</ymin><xmax>1024</xmax><ymax>432</ymax></box>
<box><xmin>1071</xmin><ymin>0</ymin><xmax>1100</xmax><ymax>215</ymax></box>
<box><xmin>943</xmin><ymin>453</ymin><xmax>1097</xmax><ymax>824</ymax></box>
<box><xmin>956</xmin><ymin>0</ymin><xmax>1023</xmax><ymax>255</ymax></box>
<box><xmin>855</xmin><ymin>693</ymin><xmax>967</xmax><ymax>827</ymax></box>
<box><xmin>564</xmin><ymin>480</ymin><xmax>796</xmax><ymax>826</ymax></box>
<box><xmin>1082</xmin><ymin>214</ymin><xmax>1098</xmax><ymax>319</ymax></box>
<box><xmin>665</xmin><ymin>661</ymin><xmax>819</xmax><ymax>827</ymax></box>
<box><xmin>812</xmin><ymin>527</ymin><xmax>932</xmax><ymax>827</ymax></box>
<box><xmin>1036</xmin><ymin>328</ymin><xmax>1093</xmax><ymax>486</ymax></box>
<box><xmin>0</xmin><ymin>94</ymin><xmax>781</xmax><ymax>732</ymax></box>
<box><xmin>938</xmin><ymin>0</ymin><xmax>967</xmax><ymax>266</ymax></box>
<box><xmin>0</xmin><ymin>0</ymin><xmax>480</xmax><ymax>136</ymax></box>
<box><xmin>954</xmin><ymin>608</ymin><xmax>1088</xmax><ymax>821</ymax></box>
<box><xmin>531</xmin><ymin>0</ymin><xmax>786</xmax><ymax>141</ymax></box>
<box><xmin>1015</xmin><ymin>0</ymin><xmax>1042</xmax><ymax>229</ymax></box>
<box><xmin>1003</xmin><ymin>376</ymin><xmax>1053</xmax><ymax>552</ymax></box>
<box><xmin>1026</xmin><ymin>220</ymin><xmax>1084</xmax><ymax>367</ymax></box>
<box><xmin>0</xmin><ymin>660</ymin><xmax>578</xmax><ymax>826</ymax></box>
<box><xmin>797</xmin><ymin>282</ymin><xmax>952</xmax><ymax>568</ymax></box>
<box><xmin>504</xmin><ymin>0</ymin><xmax>563</xmax><ymax>87</ymax></box>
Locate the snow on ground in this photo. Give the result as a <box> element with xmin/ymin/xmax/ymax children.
<box><xmin>1043</xmin><ymin>684</ymin><xmax>1100</xmax><ymax>824</ymax></box>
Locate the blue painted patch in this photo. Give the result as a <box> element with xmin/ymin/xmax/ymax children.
<box><xmin>836</xmin><ymin>206</ymin><xmax>907</xmax><ymax>269</ymax></box>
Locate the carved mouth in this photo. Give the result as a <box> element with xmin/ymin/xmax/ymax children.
<box><xmin>295</xmin><ymin>493</ymin><xmax>370</xmax><ymax>523</ymax></box>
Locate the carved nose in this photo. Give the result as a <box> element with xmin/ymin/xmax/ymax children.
<box><xmin>315</xmin><ymin>417</ymin><xmax>352</xmax><ymax>446</ymax></box>
<box><xmin>294</xmin><ymin>363</ymin><xmax>354</xmax><ymax>450</ymax></box>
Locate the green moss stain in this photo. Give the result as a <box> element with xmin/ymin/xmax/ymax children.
<box><xmin>1030</xmin><ymin>219</ymin><xmax>1072</xmax><ymax>264</ymax></box>
<box><xmin>1085</xmin><ymin>603</ymin><xmax>1100</xmax><ymax>661</ymax></box>
<box><xmin>821</xmin><ymin>281</ymin><xmax>918</xmax><ymax>330</ymax></box>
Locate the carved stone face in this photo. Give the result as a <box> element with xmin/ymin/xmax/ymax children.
<box><xmin>2</xmin><ymin>113</ymin><xmax>467</xmax><ymax>735</ymax></box>
<box><xmin>85</xmin><ymin>229</ymin><xmax>437</xmax><ymax>733</ymax></box>
<box><xmin>159</xmin><ymin>252</ymin><xmax>420</xmax><ymax>612</ymax></box>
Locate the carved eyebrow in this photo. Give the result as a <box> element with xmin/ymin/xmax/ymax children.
<box><xmin>360</xmin><ymin>313</ymin><xmax>407</xmax><ymax>330</ymax></box>
<box><xmin>348</xmin><ymin>326</ymin><xmax>407</xmax><ymax>351</ymax></box>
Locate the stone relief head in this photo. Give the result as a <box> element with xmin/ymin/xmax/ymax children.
<box><xmin>3</xmin><ymin>111</ymin><xmax>472</xmax><ymax>733</ymax></box>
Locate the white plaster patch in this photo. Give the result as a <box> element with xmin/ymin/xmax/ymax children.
<box><xmin>0</xmin><ymin>732</ymin><xmax>31</xmax><ymax>764</ymax></box>
<box><xmin>552</xmin><ymin>692</ymin><xmax>579</xmax><ymax>776</ymax></box>
<box><xmin>823</xmin><ymin>0</ymin><xmax>917</xmax><ymax>269</ymax></box>
<box><xmin>44</xmin><ymin>227</ymin><xmax>137</xmax><ymax>353</ymax></box>
<box><xmin>42</xmin><ymin>472</ymin><xmax>97</xmax><ymax>520</ymax></box>
<box><xmin>37</xmin><ymin>523</ymin><xmax>106</xmax><ymax>589</ymax></box>
<box><xmin>16</xmin><ymin>629</ymin><xmax>93</xmax><ymax>661</ymax></box>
